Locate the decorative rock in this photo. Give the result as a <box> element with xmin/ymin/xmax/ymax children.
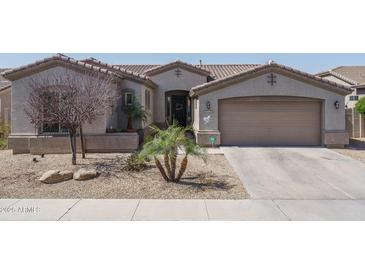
<box><xmin>73</xmin><ymin>168</ymin><xmax>100</xmax><ymax>181</ymax></box>
<box><xmin>39</xmin><ymin>170</ymin><xmax>73</xmax><ymax>184</ymax></box>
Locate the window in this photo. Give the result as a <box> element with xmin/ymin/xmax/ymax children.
<box><xmin>41</xmin><ymin>123</ymin><xmax>68</xmax><ymax>134</ymax></box>
<box><xmin>145</xmin><ymin>89</ymin><xmax>151</xmax><ymax>110</ymax></box>
<box><xmin>125</xmin><ymin>92</ymin><xmax>133</xmax><ymax>106</ymax></box>
<box><xmin>350</xmin><ymin>95</ymin><xmax>359</xmax><ymax>101</ymax></box>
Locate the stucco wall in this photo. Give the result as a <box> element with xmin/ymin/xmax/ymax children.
<box><xmin>321</xmin><ymin>75</ymin><xmax>357</xmax><ymax>108</ymax></box>
<box><xmin>150</xmin><ymin>67</ymin><xmax>207</xmax><ymax>124</ymax></box>
<box><xmin>195</xmin><ymin>72</ymin><xmax>346</xmax><ymax>137</ymax></box>
<box><xmin>10</xmin><ymin>65</ymin><xmax>135</xmax><ymax>135</ymax></box>
<box><xmin>0</xmin><ymin>87</ymin><xmax>11</xmax><ymax>124</ymax></box>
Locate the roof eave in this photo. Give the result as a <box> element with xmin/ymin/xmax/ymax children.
<box><xmin>190</xmin><ymin>64</ymin><xmax>352</xmax><ymax>97</ymax></box>
<box><xmin>2</xmin><ymin>54</ymin><xmax>116</xmax><ymax>81</ymax></box>
<box><xmin>144</xmin><ymin>61</ymin><xmax>211</xmax><ymax>77</ymax></box>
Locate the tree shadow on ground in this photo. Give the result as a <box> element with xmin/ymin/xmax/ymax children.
<box><xmin>177</xmin><ymin>172</ymin><xmax>234</xmax><ymax>191</ymax></box>
<box><xmin>89</xmin><ymin>156</ymin><xmax>154</xmax><ymax>178</ymax></box>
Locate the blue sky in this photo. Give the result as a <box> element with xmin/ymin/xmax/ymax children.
<box><xmin>1</xmin><ymin>53</ymin><xmax>365</xmax><ymax>73</ymax></box>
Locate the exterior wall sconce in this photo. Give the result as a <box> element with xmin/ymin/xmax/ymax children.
<box><xmin>334</xmin><ymin>100</ymin><xmax>340</xmax><ymax>109</ymax></box>
<box><xmin>206</xmin><ymin>101</ymin><xmax>211</xmax><ymax>110</ymax></box>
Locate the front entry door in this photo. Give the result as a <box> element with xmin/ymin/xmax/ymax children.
<box><xmin>171</xmin><ymin>95</ymin><xmax>187</xmax><ymax>127</ymax></box>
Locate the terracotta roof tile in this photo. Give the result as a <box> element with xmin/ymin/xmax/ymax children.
<box><xmin>316</xmin><ymin>66</ymin><xmax>365</xmax><ymax>85</ymax></box>
<box><xmin>143</xmin><ymin>60</ymin><xmax>211</xmax><ymax>76</ymax></box>
<box><xmin>0</xmin><ymin>68</ymin><xmax>11</xmax><ymax>89</ymax></box>
<box><xmin>1</xmin><ymin>54</ymin><xmax>116</xmax><ymax>81</ymax></box>
<box><xmin>116</xmin><ymin>63</ymin><xmax>260</xmax><ymax>79</ymax></box>
<box><xmin>191</xmin><ymin>62</ymin><xmax>352</xmax><ymax>96</ymax></box>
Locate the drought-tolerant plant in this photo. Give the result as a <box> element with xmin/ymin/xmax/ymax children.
<box><xmin>355</xmin><ymin>97</ymin><xmax>365</xmax><ymax>115</ymax></box>
<box><xmin>123</xmin><ymin>151</ymin><xmax>149</xmax><ymax>172</ymax></box>
<box><xmin>25</xmin><ymin>70</ymin><xmax>113</xmax><ymax>165</ymax></box>
<box><xmin>122</xmin><ymin>95</ymin><xmax>149</xmax><ymax>131</ymax></box>
<box><xmin>0</xmin><ymin>122</ymin><xmax>10</xmax><ymax>149</ymax></box>
<box><xmin>139</xmin><ymin>122</ymin><xmax>207</xmax><ymax>182</ymax></box>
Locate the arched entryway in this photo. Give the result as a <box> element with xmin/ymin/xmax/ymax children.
<box><xmin>165</xmin><ymin>90</ymin><xmax>191</xmax><ymax>127</ymax></box>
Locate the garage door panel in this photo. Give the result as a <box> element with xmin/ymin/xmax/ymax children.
<box><xmin>219</xmin><ymin>98</ymin><xmax>321</xmax><ymax>146</ymax></box>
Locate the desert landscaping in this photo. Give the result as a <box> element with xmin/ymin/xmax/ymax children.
<box><xmin>0</xmin><ymin>150</ymin><xmax>248</xmax><ymax>199</ymax></box>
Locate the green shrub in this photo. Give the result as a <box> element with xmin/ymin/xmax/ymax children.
<box><xmin>0</xmin><ymin>138</ymin><xmax>6</xmax><ymax>150</ymax></box>
<box><xmin>0</xmin><ymin>123</ymin><xmax>10</xmax><ymax>150</ymax></box>
<box><xmin>355</xmin><ymin>97</ymin><xmax>365</xmax><ymax>114</ymax></box>
<box><xmin>123</xmin><ymin>151</ymin><xmax>148</xmax><ymax>172</ymax></box>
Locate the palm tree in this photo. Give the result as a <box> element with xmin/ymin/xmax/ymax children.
<box><xmin>139</xmin><ymin>122</ymin><xmax>207</xmax><ymax>182</ymax></box>
<box><xmin>123</xmin><ymin>95</ymin><xmax>149</xmax><ymax>131</ymax></box>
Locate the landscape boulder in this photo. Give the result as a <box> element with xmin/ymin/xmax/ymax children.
<box><xmin>73</xmin><ymin>168</ymin><xmax>100</xmax><ymax>181</ymax></box>
<box><xmin>39</xmin><ymin>170</ymin><xmax>73</xmax><ymax>184</ymax></box>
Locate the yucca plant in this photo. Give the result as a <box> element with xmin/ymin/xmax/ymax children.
<box><xmin>139</xmin><ymin>122</ymin><xmax>207</xmax><ymax>182</ymax></box>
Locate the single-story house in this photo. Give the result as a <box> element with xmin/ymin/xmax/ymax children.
<box><xmin>0</xmin><ymin>69</ymin><xmax>11</xmax><ymax>125</ymax></box>
<box><xmin>1</xmin><ymin>54</ymin><xmax>351</xmax><ymax>154</ymax></box>
<box><xmin>316</xmin><ymin>66</ymin><xmax>365</xmax><ymax>109</ymax></box>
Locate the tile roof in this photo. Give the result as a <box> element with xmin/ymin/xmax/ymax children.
<box><xmin>116</xmin><ymin>64</ymin><xmax>159</xmax><ymax>75</ymax></box>
<box><xmin>143</xmin><ymin>60</ymin><xmax>211</xmax><ymax>76</ymax></box>
<box><xmin>0</xmin><ymin>68</ymin><xmax>11</xmax><ymax>89</ymax></box>
<box><xmin>81</xmin><ymin>58</ymin><xmax>156</xmax><ymax>87</ymax></box>
<box><xmin>1</xmin><ymin>54</ymin><xmax>116</xmax><ymax>81</ymax></box>
<box><xmin>316</xmin><ymin>66</ymin><xmax>365</xmax><ymax>85</ymax></box>
<box><xmin>190</xmin><ymin>62</ymin><xmax>352</xmax><ymax>96</ymax></box>
<box><xmin>200</xmin><ymin>64</ymin><xmax>260</xmax><ymax>79</ymax></box>
<box><xmin>116</xmin><ymin>64</ymin><xmax>260</xmax><ymax>79</ymax></box>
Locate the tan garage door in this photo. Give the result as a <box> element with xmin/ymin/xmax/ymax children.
<box><xmin>219</xmin><ymin>97</ymin><xmax>322</xmax><ymax>146</ymax></box>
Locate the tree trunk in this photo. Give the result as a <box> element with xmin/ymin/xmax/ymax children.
<box><xmin>164</xmin><ymin>153</ymin><xmax>172</xmax><ymax>180</ymax></box>
<box><xmin>170</xmin><ymin>149</ymin><xmax>177</xmax><ymax>181</ymax></box>
<box><xmin>154</xmin><ymin>156</ymin><xmax>169</xmax><ymax>182</ymax></box>
<box><xmin>69</xmin><ymin>130</ymin><xmax>77</xmax><ymax>165</ymax></box>
<box><xmin>79</xmin><ymin>124</ymin><xmax>86</xmax><ymax>159</ymax></box>
<box><xmin>176</xmin><ymin>155</ymin><xmax>188</xmax><ymax>182</ymax></box>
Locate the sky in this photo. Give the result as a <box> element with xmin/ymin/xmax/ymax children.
<box><xmin>1</xmin><ymin>53</ymin><xmax>365</xmax><ymax>74</ymax></box>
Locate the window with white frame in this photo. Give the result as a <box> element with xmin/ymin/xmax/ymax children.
<box><xmin>350</xmin><ymin>95</ymin><xmax>359</xmax><ymax>101</ymax></box>
<box><xmin>145</xmin><ymin>89</ymin><xmax>151</xmax><ymax>110</ymax></box>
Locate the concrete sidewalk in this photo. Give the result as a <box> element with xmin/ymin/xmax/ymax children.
<box><xmin>2</xmin><ymin>198</ymin><xmax>365</xmax><ymax>221</ymax></box>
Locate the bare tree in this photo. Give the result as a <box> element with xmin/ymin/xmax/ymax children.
<box><xmin>25</xmin><ymin>70</ymin><xmax>114</xmax><ymax>165</ymax></box>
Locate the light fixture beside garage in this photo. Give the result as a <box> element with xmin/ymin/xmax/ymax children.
<box><xmin>334</xmin><ymin>100</ymin><xmax>340</xmax><ymax>109</ymax></box>
<box><xmin>206</xmin><ymin>100</ymin><xmax>211</xmax><ymax>110</ymax></box>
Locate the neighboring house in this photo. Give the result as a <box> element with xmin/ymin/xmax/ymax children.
<box><xmin>316</xmin><ymin>66</ymin><xmax>365</xmax><ymax>109</ymax></box>
<box><xmin>1</xmin><ymin>54</ymin><xmax>351</xmax><ymax>154</ymax></box>
<box><xmin>0</xmin><ymin>68</ymin><xmax>11</xmax><ymax>125</ymax></box>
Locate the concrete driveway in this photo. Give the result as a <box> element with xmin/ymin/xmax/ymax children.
<box><xmin>222</xmin><ymin>147</ymin><xmax>365</xmax><ymax>200</ymax></box>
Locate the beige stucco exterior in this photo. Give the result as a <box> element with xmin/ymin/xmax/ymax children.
<box><xmin>194</xmin><ymin>72</ymin><xmax>348</xmax><ymax>147</ymax></box>
<box><xmin>4</xmin><ymin>58</ymin><xmax>350</xmax><ymax>153</ymax></box>
<box><xmin>8</xmin><ymin>65</ymin><xmax>146</xmax><ymax>153</ymax></box>
<box><xmin>320</xmin><ymin>74</ymin><xmax>359</xmax><ymax>109</ymax></box>
<box><xmin>150</xmin><ymin>67</ymin><xmax>206</xmax><ymax>125</ymax></box>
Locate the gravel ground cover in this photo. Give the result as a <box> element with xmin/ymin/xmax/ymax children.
<box><xmin>331</xmin><ymin>139</ymin><xmax>365</xmax><ymax>164</ymax></box>
<box><xmin>0</xmin><ymin>150</ymin><xmax>248</xmax><ymax>199</ymax></box>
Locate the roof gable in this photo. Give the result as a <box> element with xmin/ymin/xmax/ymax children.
<box><xmin>190</xmin><ymin>63</ymin><xmax>352</xmax><ymax>97</ymax></box>
<box><xmin>1</xmin><ymin>54</ymin><xmax>116</xmax><ymax>81</ymax></box>
<box><xmin>144</xmin><ymin>60</ymin><xmax>211</xmax><ymax>77</ymax></box>
<box><xmin>316</xmin><ymin>66</ymin><xmax>365</xmax><ymax>85</ymax></box>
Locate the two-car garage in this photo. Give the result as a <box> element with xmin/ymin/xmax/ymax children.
<box><xmin>192</xmin><ymin>63</ymin><xmax>351</xmax><ymax>148</ymax></box>
<box><xmin>218</xmin><ymin>97</ymin><xmax>322</xmax><ymax>146</ymax></box>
